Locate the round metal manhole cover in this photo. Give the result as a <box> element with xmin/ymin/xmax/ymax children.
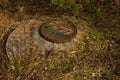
<box><xmin>38</xmin><ymin>23</ymin><xmax>77</xmax><ymax>43</ymax></box>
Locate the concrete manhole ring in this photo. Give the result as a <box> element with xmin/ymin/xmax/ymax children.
<box><xmin>6</xmin><ymin>16</ymin><xmax>85</xmax><ymax>59</ymax></box>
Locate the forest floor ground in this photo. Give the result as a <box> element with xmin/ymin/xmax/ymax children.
<box><xmin>0</xmin><ymin>1</ymin><xmax>120</xmax><ymax>80</ymax></box>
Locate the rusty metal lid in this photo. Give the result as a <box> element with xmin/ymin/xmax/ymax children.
<box><xmin>38</xmin><ymin>23</ymin><xmax>77</xmax><ymax>43</ymax></box>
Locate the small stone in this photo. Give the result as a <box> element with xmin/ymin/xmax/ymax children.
<box><xmin>45</xmin><ymin>67</ymin><xmax>48</xmax><ymax>70</ymax></box>
<box><xmin>73</xmin><ymin>67</ymin><xmax>76</xmax><ymax>70</ymax></box>
<box><xmin>111</xmin><ymin>40</ymin><xmax>115</xmax><ymax>44</ymax></box>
